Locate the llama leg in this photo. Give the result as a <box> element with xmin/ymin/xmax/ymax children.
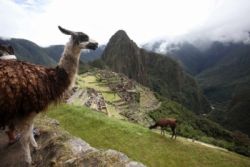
<box><xmin>161</xmin><ymin>127</ymin><xmax>165</xmax><ymax>136</ymax></box>
<box><xmin>6</xmin><ymin>123</ymin><xmax>20</xmax><ymax>145</ymax></box>
<box><xmin>170</xmin><ymin>127</ymin><xmax>174</xmax><ymax>139</ymax></box>
<box><xmin>20</xmin><ymin>123</ymin><xmax>33</xmax><ymax>165</ymax></box>
<box><xmin>21</xmin><ymin>114</ymin><xmax>37</xmax><ymax>165</ymax></box>
<box><xmin>174</xmin><ymin>128</ymin><xmax>177</xmax><ymax>139</ymax></box>
<box><xmin>30</xmin><ymin>123</ymin><xmax>38</xmax><ymax>148</ymax></box>
<box><xmin>171</xmin><ymin>126</ymin><xmax>176</xmax><ymax>139</ymax></box>
<box><xmin>24</xmin><ymin>139</ymin><xmax>31</xmax><ymax>165</ymax></box>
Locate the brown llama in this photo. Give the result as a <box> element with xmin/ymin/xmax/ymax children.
<box><xmin>0</xmin><ymin>44</ymin><xmax>38</xmax><ymax>150</ymax></box>
<box><xmin>0</xmin><ymin>26</ymin><xmax>98</xmax><ymax>165</ymax></box>
<box><xmin>149</xmin><ymin>118</ymin><xmax>177</xmax><ymax>139</ymax></box>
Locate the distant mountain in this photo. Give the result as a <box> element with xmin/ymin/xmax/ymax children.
<box><xmin>102</xmin><ymin>30</ymin><xmax>210</xmax><ymax>114</ymax></box>
<box><xmin>197</xmin><ymin>42</ymin><xmax>250</xmax><ymax>103</ymax></box>
<box><xmin>144</xmin><ymin>40</ymin><xmax>250</xmax><ymax>104</ymax></box>
<box><xmin>0</xmin><ymin>38</ymin><xmax>56</xmax><ymax>66</ymax></box>
<box><xmin>45</xmin><ymin>45</ymin><xmax>64</xmax><ymax>62</ymax></box>
<box><xmin>143</xmin><ymin>41</ymin><xmax>205</xmax><ymax>75</ymax></box>
<box><xmin>45</xmin><ymin>44</ymin><xmax>105</xmax><ymax>62</ymax></box>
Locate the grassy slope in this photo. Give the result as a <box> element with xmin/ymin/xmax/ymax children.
<box><xmin>47</xmin><ymin>104</ymin><xmax>250</xmax><ymax>167</ymax></box>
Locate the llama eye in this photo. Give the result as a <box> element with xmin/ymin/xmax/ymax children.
<box><xmin>78</xmin><ymin>35</ymin><xmax>88</xmax><ymax>42</ymax></box>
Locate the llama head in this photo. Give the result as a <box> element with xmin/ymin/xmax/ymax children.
<box><xmin>58</xmin><ymin>26</ymin><xmax>98</xmax><ymax>50</ymax></box>
<box><xmin>0</xmin><ymin>44</ymin><xmax>14</xmax><ymax>57</ymax></box>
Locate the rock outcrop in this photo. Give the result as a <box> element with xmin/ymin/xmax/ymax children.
<box><xmin>0</xmin><ymin>116</ymin><xmax>146</xmax><ymax>167</ymax></box>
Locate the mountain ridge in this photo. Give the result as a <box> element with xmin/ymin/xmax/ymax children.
<box><xmin>101</xmin><ymin>30</ymin><xmax>210</xmax><ymax>114</ymax></box>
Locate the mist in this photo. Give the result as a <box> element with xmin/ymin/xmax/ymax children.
<box><xmin>145</xmin><ymin>0</ymin><xmax>250</xmax><ymax>50</ymax></box>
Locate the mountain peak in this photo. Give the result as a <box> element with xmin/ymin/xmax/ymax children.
<box><xmin>108</xmin><ymin>30</ymin><xmax>132</xmax><ymax>45</ymax></box>
<box><xmin>114</xmin><ymin>29</ymin><xmax>129</xmax><ymax>38</ymax></box>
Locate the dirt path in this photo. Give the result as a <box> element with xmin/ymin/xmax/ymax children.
<box><xmin>184</xmin><ymin>137</ymin><xmax>228</xmax><ymax>151</ymax></box>
<box><xmin>152</xmin><ymin>130</ymin><xmax>228</xmax><ymax>152</ymax></box>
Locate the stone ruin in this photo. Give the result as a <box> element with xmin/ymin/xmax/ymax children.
<box><xmin>85</xmin><ymin>88</ymin><xmax>107</xmax><ymax>114</ymax></box>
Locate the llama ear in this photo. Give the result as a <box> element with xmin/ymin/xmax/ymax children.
<box><xmin>58</xmin><ymin>26</ymin><xmax>75</xmax><ymax>35</ymax></box>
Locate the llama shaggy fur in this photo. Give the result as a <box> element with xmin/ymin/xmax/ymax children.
<box><xmin>0</xmin><ymin>44</ymin><xmax>38</xmax><ymax>151</ymax></box>
<box><xmin>0</xmin><ymin>26</ymin><xmax>98</xmax><ymax>165</ymax></box>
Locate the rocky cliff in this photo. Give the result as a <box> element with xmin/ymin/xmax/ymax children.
<box><xmin>102</xmin><ymin>30</ymin><xmax>210</xmax><ymax>114</ymax></box>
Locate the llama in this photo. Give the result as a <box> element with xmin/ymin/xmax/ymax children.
<box><xmin>0</xmin><ymin>26</ymin><xmax>98</xmax><ymax>165</ymax></box>
<box><xmin>149</xmin><ymin>118</ymin><xmax>177</xmax><ymax>139</ymax></box>
<box><xmin>0</xmin><ymin>44</ymin><xmax>38</xmax><ymax>149</ymax></box>
<box><xmin>0</xmin><ymin>44</ymin><xmax>16</xmax><ymax>60</ymax></box>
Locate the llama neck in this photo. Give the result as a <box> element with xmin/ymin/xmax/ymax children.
<box><xmin>58</xmin><ymin>40</ymin><xmax>81</xmax><ymax>87</ymax></box>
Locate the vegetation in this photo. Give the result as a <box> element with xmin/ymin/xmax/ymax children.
<box><xmin>149</xmin><ymin>95</ymin><xmax>250</xmax><ymax>156</ymax></box>
<box><xmin>47</xmin><ymin>104</ymin><xmax>250</xmax><ymax>167</ymax></box>
<box><xmin>196</xmin><ymin>42</ymin><xmax>250</xmax><ymax>136</ymax></box>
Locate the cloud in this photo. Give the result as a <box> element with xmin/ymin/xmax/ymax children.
<box><xmin>1</xmin><ymin>0</ymin><xmax>250</xmax><ymax>46</ymax></box>
<box><xmin>0</xmin><ymin>0</ymin><xmax>49</xmax><ymax>42</ymax></box>
<box><xmin>170</xmin><ymin>0</ymin><xmax>250</xmax><ymax>44</ymax></box>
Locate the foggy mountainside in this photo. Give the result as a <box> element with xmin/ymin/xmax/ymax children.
<box><xmin>144</xmin><ymin>40</ymin><xmax>250</xmax><ymax>136</ymax></box>
<box><xmin>101</xmin><ymin>30</ymin><xmax>210</xmax><ymax>114</ymax></box>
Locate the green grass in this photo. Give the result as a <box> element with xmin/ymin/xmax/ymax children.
<box><xmin>79</xmin><ymin>74</ymin><xmax>121</xmax><ymax>102</ymax></box>
<box><xmin>47</xmin><ymin>104</ymin><xmax>250</xmax><ymax>167</ymax></box>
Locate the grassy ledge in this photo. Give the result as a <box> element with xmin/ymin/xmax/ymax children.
<box><xmin>47</xmin><ymin>104</ymin><xmax>250</xmax><ymax>167</ymax></box>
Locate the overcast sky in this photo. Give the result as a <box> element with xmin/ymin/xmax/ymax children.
<box><xmin>1</xmin><ymin>0</ymin><xmax>250</xmax><ymax>46</ymax></box>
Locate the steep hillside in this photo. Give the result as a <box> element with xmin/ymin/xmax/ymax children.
<box><xmin>197</xmin><ymin>42</ymin><xmax>250</xmax><ymax>104</ymax></box>
<box><xmin>0</xmin><ymin>38</ymin><xmax>56</xmax><ymax>66</ymax></box>
<box><xmin>47</xmin><ymin>104</ymin><xmax>250</xmax><ymax>167</ymax></box>
<box><xmin>223</xmin><ymin>88</ymin><xmax>250</xmax><ymax>135</ymax></box>
<box><xmin>102</xmin><ymin>30</ymin><xmax>210</xmax><ymax>114</ymax></box>
<box><xmin>196</xmin><ymin>42</ymin><xmax>250</xmax><ymax>135</ymax></box>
